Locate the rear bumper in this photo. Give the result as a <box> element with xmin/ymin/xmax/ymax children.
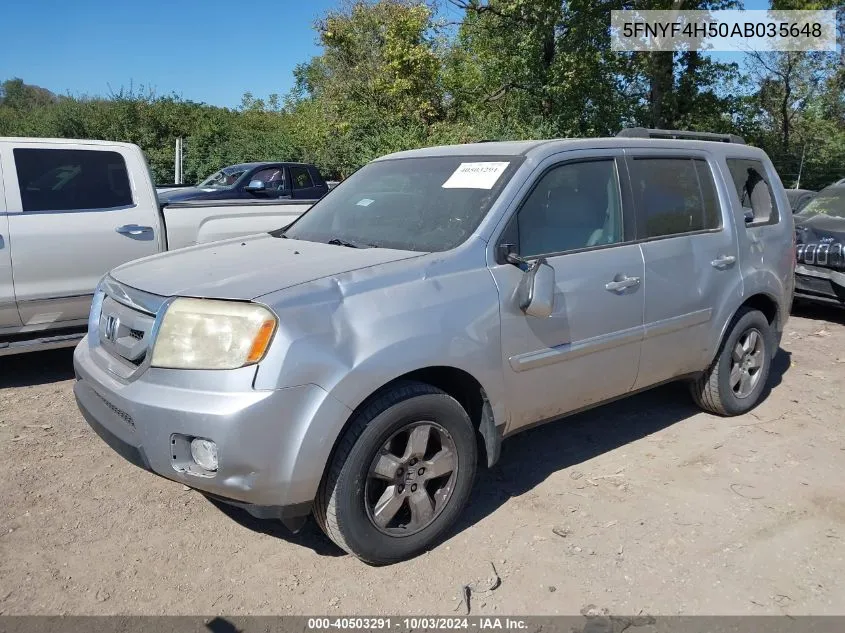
<box><xmin>73</xmin><ymin>336</ymin><xmax>351</xmax><ymax>529</ymax></box>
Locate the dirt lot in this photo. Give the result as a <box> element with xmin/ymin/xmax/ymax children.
<box><xmin>1</xmin><ymin>304</ymin><xmax>845</xmax><ymax>616</ymax></box>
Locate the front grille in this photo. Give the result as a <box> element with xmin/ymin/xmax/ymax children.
<box><xmin>127</xmin><ymin>352</ymin><xmax>146</xmax><ymax>367</ymax></box>
<box><xmin>94</xmin><ymin>279</ymin><xmax>167</xmax><ymax>381</ymax></box>
<box><xmin>796</xmin><ymin>242</ymin><xmax>844</xmax><ymax>270</ymax></box>
<box><xmin>99</xmin><ymin>296</ymin><xmax>155</xmax><ymax>367</ymax></box>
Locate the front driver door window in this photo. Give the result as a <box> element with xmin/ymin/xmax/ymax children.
<box><xmin>249</xmin><ymin>167</ymin><xmax>287</xmax><ymax>197</ymax></box>
<box><xmin>516</xmin><ymin>159</ymin><xmax>624</xmax><ymax>256</ymax></box>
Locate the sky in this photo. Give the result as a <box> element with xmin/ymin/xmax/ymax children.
<box><xmin>0</xmin><ymin>0</ymin><xmax>771</xmax><ymax>109</ymax></box>
<box><xmin>0</xmin><ymin>0</ymin><xmax>338</xmax><ymax>108</ymax></box>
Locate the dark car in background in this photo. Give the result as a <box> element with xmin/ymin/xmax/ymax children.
<box><xmin>785</xmin><ymin>188</ymin><xmax>816</xmax><ymax>214</ymax></box>
<box><xmin>157</xmin><ymin>162</ymin><xmax>329</xmax><ymax>204</ymax></box>
<box><xmin>794</xmin><ymin>183</ymin><xmax>845</xmax><ymax>307</ymax></box>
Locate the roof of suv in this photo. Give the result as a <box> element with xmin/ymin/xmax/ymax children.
<box><xmin>377</xmin><ymin>137</ymin><xmax>770</xmax><ymax>163</ymax></box>
<box><xmin>224</xmin><ymin>161</ymin><xmax>313</xmax><ymax>171</ymax></box>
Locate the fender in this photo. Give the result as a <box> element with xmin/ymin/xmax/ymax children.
<box><xmin>254</xmin><ymin>256</ymin><xmax>509</xmax><ymax>504</ymax></box>
<box><xmin>711</xmin><ymin>281</ymin><xmax>784</xmax><ymax>366</ymax></box>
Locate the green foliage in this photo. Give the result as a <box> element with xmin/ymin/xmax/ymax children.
<box><xmin>0</xmin><ymin>80</ymin><xmax>295</xmax><ymax>183</ymax></box>
<box><xmin>1</xmin><ymin>1</ymin><xmax>843</xmax><ymax>188</ymax></box>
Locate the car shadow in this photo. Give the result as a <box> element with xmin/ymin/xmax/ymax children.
<box><xmin>205</xmin><ymin>497</ymin><xmax>346</xmax><ymax>558</ymax></box>
<box><xmin>0</xmin><ymin>347</ymin><xmax>76</xmax><ymax>388</ymax></box>
<box><xmin>791</xmin><ymin>301</ymin><xmax>845</xmax><ymax>326</ymax></box>
<box><xmin>454</xmin><ymin>347</ymin><xmax>791</xmax><ymax>537</ymax></box>
<box><xmin>208</xmin><ymin>348</ymin><xmax>791</xmax><ymax>559</ymax></box>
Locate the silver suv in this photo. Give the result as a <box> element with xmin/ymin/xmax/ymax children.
<box><xmin>74</xmin><ymin>129</ymin><xmax>795</xmax><ymax>564</ymax></box>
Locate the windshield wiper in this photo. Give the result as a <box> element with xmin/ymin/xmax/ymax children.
<box><xmin>327</xmin><ymin>237</ymin><xmax>361</xmax><ymax>248</ymax></box>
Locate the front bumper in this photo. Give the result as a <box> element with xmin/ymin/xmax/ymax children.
<box><xmin>795</xmin><ymin>264</ymin><xmax>845</xmax><ymax>306</ymax></box>
<box><xmin>73</xmin><ymin>336</ymin><xmax>351</xmax><ymax>530</ymax></box>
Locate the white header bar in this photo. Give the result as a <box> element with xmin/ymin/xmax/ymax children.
<box><xmin>611</xmin><ymin>10</ymin><xmax>837</xmax><ymax>52</ymax></box>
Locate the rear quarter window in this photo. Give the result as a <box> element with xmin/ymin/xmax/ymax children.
<box><xmin>726</xmin><ymin>158</ymin><xmax>779</xmax><ymax>226</ymax></box>
<box><xmin>13</xmin><ymin>148</ymin><xmax>133</xmax><ymax>212</ymax></box>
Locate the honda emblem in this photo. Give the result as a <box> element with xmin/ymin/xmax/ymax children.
<box><xmin>104</xmin><ymin>315</ymin><xmax>119</xmax><ymax>342</ymax></box>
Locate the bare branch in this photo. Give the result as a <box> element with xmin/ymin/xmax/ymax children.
<box><xmin>447</xmin><ymin>0</ymin><xmax>521</xmax><ymax>22</ymax></box>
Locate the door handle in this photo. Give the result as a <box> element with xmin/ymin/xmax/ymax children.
<box><xmin>605</xmin><ymin>275</ymin><xmax>641</xmax><ymax>292</ymax></box>
<box><xmin>711</xmin><ymin>255</ymin><xmax>737</xmax><ymax>268</ymax></box>
<box><xmin>116</xmin><ymin>224</ymin><xmax>153</xmax><ymax>236</ymax></box>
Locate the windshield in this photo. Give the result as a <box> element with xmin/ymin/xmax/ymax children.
<box><xmin>283</xmin><ymin>155</ymin><xmax>523</xmax><ymax>252</ymax></box>
<box><xmin>198</xmin><ymin>168</ymin><xmax>246</xmax><ymax>188</ymax></box>
<box><xmin>798</xmin><ymin>188</ymin><xmax>845</xmax><ymax>219</ymax></box>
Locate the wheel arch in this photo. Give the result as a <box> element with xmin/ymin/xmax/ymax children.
<box><xmin>312</xmin><ymin>365</ymin><xmax>503</xmax><ymax>505</ymax></box>
<box><xmin>712</xmin><ymin>292</ymin><xmax>781</xmax><ymax>365</ymax></box>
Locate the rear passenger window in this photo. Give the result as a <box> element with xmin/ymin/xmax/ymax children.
<box><xmin>14</xmin><ymin>148</ymin><xmax>132</xmax><ymax>212</ymax></box>
<box><xmin>629</xmin><ymin>157</ymin><xmax>720</xmax><ymax>239</ymax></box>
<box><xmin>290</xmin><ymin>166</ymin><xmax>314</xmax><ymax>190</ymax></box>
<box><xmin>726</xmin><ymin>158</ymin><xmax>777</xmax><ymax>225</ymax></box>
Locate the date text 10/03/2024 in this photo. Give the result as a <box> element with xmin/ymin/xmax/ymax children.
<box><xmin>306</xmin><ymin>618</ymin><xmax>529</xmax><ymax>630</ymax></box>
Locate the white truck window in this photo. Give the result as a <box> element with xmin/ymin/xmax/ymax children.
<box><xmin>13</xmin><ymin>148</ymin><xmax>133</xmax><ymax>212</ymax></box>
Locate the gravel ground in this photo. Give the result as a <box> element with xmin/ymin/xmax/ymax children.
<box><xmin>1</xmin><ymin>304</ymin><xmax>844</xmax><ymax>616</ymax></box>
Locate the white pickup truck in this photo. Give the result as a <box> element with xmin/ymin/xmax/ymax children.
<box><xmin>0</xmin><ymin>137</ymin><xmax>315</xmax><ymax>355</ymax></box>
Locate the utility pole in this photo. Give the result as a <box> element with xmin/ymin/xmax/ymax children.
<box><xmin>174</xmin><ymin>137</ymin><xmax>183</xmax><ymax>184</ymax></box>
<box><xmin>795</xmin><ymin>144</ymin><xmax>806</xmax><ymax>189</ymax></box>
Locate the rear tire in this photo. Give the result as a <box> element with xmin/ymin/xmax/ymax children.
<box><xmin>314</xmin><ymin>381</ymin><xmax>477</xmax><ymax>565</ymax></box>
<box><xmin>690</xmin><ymin>307</ymin><xmax>773</xmax><ymax>416</ymax></box>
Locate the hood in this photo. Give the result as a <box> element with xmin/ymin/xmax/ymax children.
<box><xmin>157</xmin><ymin>187</ymin><xmax>223</xmax><ymax>203</ymax></box>
<box><xmin>794</xmin><ymin>213</ymin><xmax>845</xmax><ymax>244</ymax></box>
<box><xmin>110</xmin><ymin>233</ymin><xmax>424</xmax><ymax>300</ymax></box>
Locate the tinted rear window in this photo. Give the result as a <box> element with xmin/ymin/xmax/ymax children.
<box><xmin>629</xmin><ymin>157</ymin><xmax>721</xmax><ymax>238</ymax></box>
<box><xmin>290</xmin><ymin>165</ymin><xmax>314</xmax><ymax>190</ymax></box>
<box><xmin>14</xmin><ymin>148</ymin><xmax>133</xmax><ymax>212</ymax></box>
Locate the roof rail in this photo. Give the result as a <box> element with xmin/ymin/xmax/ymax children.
<box><xmin>617</xmin><ymin>127</ymin><xmax>745</xmax><ymax>145</ymax></box>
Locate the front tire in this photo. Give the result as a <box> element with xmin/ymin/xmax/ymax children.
<box><xmin>314</xmin><ymin>381</ymin><xmax>477</xmax><ymax>564</ymax></box>
<box><xmin>690</xmin><ymin>307</ymin><xmax>773</xmax><ymax>416</ymax></box>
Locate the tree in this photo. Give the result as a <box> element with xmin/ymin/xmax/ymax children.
<box><xmin>0</xmin><ymin>78</ymin><xmax>56</xmax><ymax>111</ymax></box>
<box><xmin>284</xmin><ymin>0</ymin><xmax>444</xmax><ymax>176</ymax></box>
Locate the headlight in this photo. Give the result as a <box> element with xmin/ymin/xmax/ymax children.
<box><xmin>151</xmin><ymin>298</ymin><xmax>277</xmax><ymax>370</ymax></box>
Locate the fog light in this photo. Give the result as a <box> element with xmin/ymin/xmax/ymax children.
<box><xmin>190</xmin><ymin>438</ymin><xmax>218</xmax><ymax>471</ymax></box>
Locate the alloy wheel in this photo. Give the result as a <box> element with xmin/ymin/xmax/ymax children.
<box><xmin>364</xmin><ymin>422</ymin><xmax>458</xmax><ymax>536</ymax></box>
<box><xmin>730</xmin><ymin>328</ymin><xmax>765</xmax><ymax>398</ymax></box>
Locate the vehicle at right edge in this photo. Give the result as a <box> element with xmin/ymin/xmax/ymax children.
<box><xmin>73</xmin><ymin>128</ymin><xmax>795</xmax><ymax>565</ymax></box>
<box><xmin>794</xmin><ymin>182</ymin><xmax>845</xmax><ymax>307</ymax></box>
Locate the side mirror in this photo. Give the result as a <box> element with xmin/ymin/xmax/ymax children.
<box><xmin>245</xmin><ymin>179</ymin><xmax>266</xmax><ymax>193</ymax></box>
<box><xmin>516</xmin><ymin>257</ymin><xmax>555</xmax><ymax>318</ymax></box>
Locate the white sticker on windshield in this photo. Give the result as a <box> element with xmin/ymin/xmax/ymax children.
<box><xmin>442</xmin><ymin>162</ymin><xmax>510</xmax><ymax>189</ymax></box>
<box><xmin>356</xmin><ymin>198</ymin><xmax>375</xmax><ymax>207</ymax></box>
